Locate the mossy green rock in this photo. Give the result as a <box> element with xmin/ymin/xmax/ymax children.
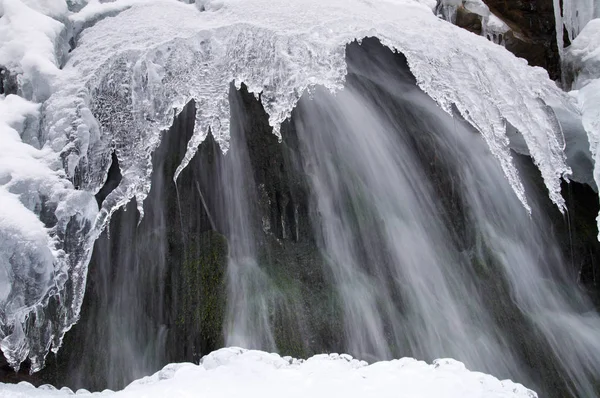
<box><xmin>175</xmin><ymin>231</ymin><xmax>228</xmax><ymax>360</ymax></box>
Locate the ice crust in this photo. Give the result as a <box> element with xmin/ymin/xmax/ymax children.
<box><xmin>562</xmin><ymin>0</ymin><xmax>600</xmax><ymax>43</ymax></box>
<box><xmin>0</xmin><ymin>347</ymin><xmax>537</xmax><ymax>397</ymax></box>
<box><xmin>0</xmin><ymin>0</ymin><xmax>576</xmax><ymax>368</ymax></box>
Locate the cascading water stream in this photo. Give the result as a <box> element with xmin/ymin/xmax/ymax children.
<box><xmin>291</xmin><ymin>46</ymin><xmax>518</xmax><ymax>374</ymax></box>
<box><xmin>279</xmin><ymin>40</ymin><xmax>600</xmax><ymax>396</ymax></box>
<box><xmin>222</xmin><ymin>89</ymin><xmax>277</xmax><ymax>351</ymax></box>
<box><xmin>13</xmin><ymin>40</ymin><xmax>600</xmax><ymax>398</ymax></box>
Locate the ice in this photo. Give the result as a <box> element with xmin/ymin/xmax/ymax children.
<box><xmin>482</xmin><ymin>13</ymin><xmax>510</xmax><ymax>44</ymax></box>
<box><xmin>0</xmin><ymin>93</ymin><xmax>97</xmax><ymax>371</ymax></box>
<box><xmin>553</xmin><ymin>0</ymin><xmax>599</xmax><ymax>63</ymax></box>
<box><xmin>1</xmin><ymin>0</ymin><xmax>575</xmax><ymax>368</ymax></box>
<box><xmin>52</xmin><ymin>0</ymin><xmax>571</xmax><ymax>226</ymax></box>
<box><xmin>0</xmin><ymin>347</ymin><xmax>537</xmax><ymax>397</ymax></box>
<box><xmin>563</xmin><ymin>0</ymin><xmax>600</xmax><ymax>42</ymax></box>
<box><xmin>437</xmin><ymin>0</ymin><xmax>509</xmax><ymax>45</ymax></box>
<box><xmin>565</xmin><ymin>18</ymin><xmax>600</xmax><ymax>238</ymax></box>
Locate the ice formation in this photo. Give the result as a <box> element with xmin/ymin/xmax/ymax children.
<box><xmin>553</xmin><ymin>0</ymin><xmax>599</xmax><ymax>65</ymax></box>
<box><xmin>0</xmin><ymin>0</ymin><xmax>577</xmax><ymax>369</ymax></box>
<box><xmin>565</xmin><ymin>18</ymin><xmax>600</xmax><ymax>238</ymax></box>
<box><xmin>437</xmin><ymin>0</ymin><xmax>510</xmax><ymax>44</ymax></box>
<box><xmin>561</xmin><ymin>0</ymin><xmax>600</xmax><ymax>43</ymax></box>
<box><xmin>0</xmin><ymin>347</ymin><xmax>537</xmax><ymax>397</ymax></box>
<box><xmin>0</xmin><ymin>92</ymin><xmax>96</xmax><ymax>371</ymax></box>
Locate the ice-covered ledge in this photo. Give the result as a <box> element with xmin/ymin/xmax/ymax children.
<box><xmin>0</xmin><ymin>347</ymin><xmax>537</xmax><ymax>398</ymax></box>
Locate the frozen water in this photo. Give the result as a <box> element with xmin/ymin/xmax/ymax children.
<box><xmin>562</xmin><ymin>0</ymin><xmax>600</xmax><ymax>42</ymax></box>
<box><xmin>0</xmin><ymin>347</ymin><xmax>538</xmax><ymax>398</ymax></box>
<box><xmin>0</xmin><ymin>0</ymin><xmax>578</xmax><ymax>369</ymax></box>
<box><xmin>0</xmin><ymin>93</ymin><xmax>97</xmax><ymax>371</ymax></box>
<box><xmin>52</xmin><ymin>0</ymin><xmax>572</xmax><ymax>227</ymax></box>
<box><xmin>565</xmin><ymin>18</ymin><xmax>600</xmax><ymax>238</ymax></box>
<box><xmin>437</xmin><ymin>0</ymin><xmax>509</xmax><ymax>45</ymax></box>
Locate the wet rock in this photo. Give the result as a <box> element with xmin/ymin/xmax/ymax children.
<box><xmin>482</xmin><ymin>0</ymin><xmax>561</xmax><ymax>80</ymax></box>
<box><xmin>447</xmin><ymin>0</ymin><xmax>561</xmax><ymax>81</ymax></box>
<box><xmin>0</xmin><ymin>67</ymin><xmax>18</xmax><ymax>95</ymax></box>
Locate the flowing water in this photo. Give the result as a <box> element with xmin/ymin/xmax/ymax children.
<box><xmin>34</xmin><ymin>40</ymin><xmax>600</xmax><ymax>397</ymax></box>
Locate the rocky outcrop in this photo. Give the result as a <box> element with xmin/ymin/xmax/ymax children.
<box><xmin>450</xmin><ymin>0</ymin><xmax>562</xmax><ymax>81</ymax></box>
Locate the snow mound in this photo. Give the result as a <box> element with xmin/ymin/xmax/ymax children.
<box><xmin>0</xmin><ymin>347</ymin><xmax>537</xmax><ymax>398</ymax></box>
<box><xmin>0</xmin><ymin>0</ymin><xmax>68</xmax><ymax>102</ymax></box>
<box><xmin>0</xmin><ymin>0</ymin><xmax>576</xmax><ymax>368</ymax></box>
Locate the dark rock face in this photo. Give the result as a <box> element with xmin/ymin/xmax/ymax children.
<box><xmin>454</xmin><ymin>0</ymin><xmax>562</xmax><ymax>81</ymax></box>
<box><xmin>489</xmin><ymin>0</ymin><xmax>563</xmax><ymax>81</ymax></box>
<box><xmin>0</xmin><ymin>67</ymin><xmax>18</xmax><ymax>95</ymax></box>
<box><xmin>516</xmin><ymin>154</ymin><xmax>600</xmax><ymax>307</ymax></box>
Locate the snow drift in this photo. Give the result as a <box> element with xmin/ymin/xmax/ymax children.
<box><xmin>0</xmin><ymin>347</ymin><xmax>537</xmax><ymax>397</ymax></box>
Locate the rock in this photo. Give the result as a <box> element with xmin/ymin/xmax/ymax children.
<box><xmin>481</xmin><ymin>0</ymin><xmax>562</xmax><ymax>80</ymax></box>
<box><xmin>0</xmin><ymin>67</ymin><xmax>18</xmax><ymax>95</ymax></box>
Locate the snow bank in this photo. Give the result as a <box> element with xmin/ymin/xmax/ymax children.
<box><xmin>0</xmin><ymin>347</ymin><xmax>537</xmax><ymax>398</ymax></box>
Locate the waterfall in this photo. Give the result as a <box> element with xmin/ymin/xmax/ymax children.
<box><xmin>8</xmin><ymin>39</ymin><xmax>599</xmax><ymax>398</ymax></box>
<box><xmin>212</xmin><ymin>39</ymin><xmax>600</xmax><ymax>396</ymax></box>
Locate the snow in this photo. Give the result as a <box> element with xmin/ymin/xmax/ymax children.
<box><xmin>0</xmin><ymin>347</ymin><xmax>538</xmax><ymax>398</ymax></box>
<box><xmin>0</xmin><ymin>0</ymin><xmax>578</xmax><ymax>369</ymax></box>
<box><xmin>565</xmin><ymin>18</ymin><xmax>600</xmax><ymax>238</ymax></box>
<box><xmin>0</xmin><ymin>0</ymin><xmax>68</xmax><ymax>102</ymax></box>
<box><xmin>0</xmin><ymin>92</ymin><xmax>97</xmax><ymax>371</ymax></box>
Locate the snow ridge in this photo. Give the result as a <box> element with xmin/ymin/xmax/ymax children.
<box><xmin>0</xmin><ymin>347</ymin><xmax>537</xmax><ymax>397</ymax></box>
<box><xmin>1</xmin><ymin>0</ymin><xmax>574</xmax><ymax>369</ymax></box>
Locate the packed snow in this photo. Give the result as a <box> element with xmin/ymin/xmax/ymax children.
<box><xmin>0</xmin><ymin>0</ymin><xmax>583</xmax><ymax>369</ymax></box>
<box><xmin>0</xmin><ymin>347</ymin><xmax>537</xmax><ymax>398</ymax></box>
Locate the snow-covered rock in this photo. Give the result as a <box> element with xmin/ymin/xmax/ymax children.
<box><xmin>0</xmin><ymin>347</ymin><xmax>538</xmax><ymax>398</ymax></box>
<box><xmin>0</xmin><ymin>0</ymin><xmax>70</xmax><ymax>102</ymax></box>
